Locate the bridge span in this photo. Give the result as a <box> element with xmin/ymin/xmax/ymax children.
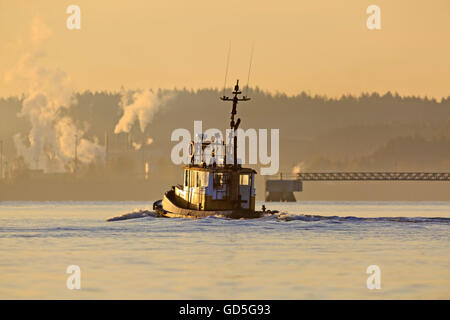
<box><xmin>264</xmin><ymin>172</ymin><xmax>450</xmax><ymax>201</ymax></box>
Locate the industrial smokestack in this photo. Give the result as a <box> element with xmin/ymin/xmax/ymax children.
<box><xmin>0</xmin><ymin>140</ymin><xmax>3</xmax><ymax>179</ymax></box>
<box><xmin>104</xmin><ymin>131</ymin><xmax>109</xmax><ymax>163</ymax></box>
<box><xmin>74</xmin><ymin>134</ymin><xmax>78</xmax><ymax>174</ymax></box>
<box><xmin>127</xmin><ymin>133</ymin><xmax>132</xmax><ymax>151</ymax></box>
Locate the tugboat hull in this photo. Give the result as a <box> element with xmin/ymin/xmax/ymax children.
<box><xmin>153</xmin><ymin>191</ymin><xmax>274</xmax><ymax>219</ymax></box>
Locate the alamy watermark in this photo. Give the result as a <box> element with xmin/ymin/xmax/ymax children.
<box><xmin>170</xmin><ymin>121</ymin><xmax>279</xmax><ymax>175</ymax></box>
<box><xmin>66</xmin><ymin>5</ymin><xmax>81</xmax><ymax>30</ymax></box>
<box><xmin>366</xmin><ymin>265</ymin><xmax>381</xmax><ymax>290</ymax></box>
<box><xmin>66</xmin><ymin>265</ymin><xmax>81</xmax><ymax>290</ymax></box>
<box><xmin>366</xmin><ymin>5</ymin><xmax>381</xmax><ymax>30</ymax></box>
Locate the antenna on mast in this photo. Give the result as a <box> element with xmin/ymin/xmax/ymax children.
<box><xmin>245</xmin><ymin>42</ymin><xmax>255</xmax><ymax>97</ymax></box>
<box><xmin>222</xmin><ymin>41</ymin><xmax>232</xmax><ymax>97</ymax></box>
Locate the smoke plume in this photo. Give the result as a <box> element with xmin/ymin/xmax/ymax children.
<box><xmin>114</xmin><ymin>89</ymin><xmax>174</xmax><ymax>134</ymax></box>
<box><xmin>5</xmin><ymin>18</ymin><xmax>105</xmax><ymax>172</ymax></box>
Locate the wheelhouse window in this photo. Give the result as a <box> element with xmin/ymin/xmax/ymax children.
<box><xmin>198</xmin><ymin>171</ymin><xmax>209</xmax><ymax>187</ymax></box>
<box><xmin>213</xmin><ymin>173</ymin><xmax>229</xmax><ymax>187</ymax></box>
<box><xmin>186</xmin><ymin>170</ymin><xmax>209</xmax><ymax>188</ymax></box>
<box><xmin>191</xmin><ymin>171</ymin><xmax>198</xmax><ymax>187</ymax></box>
<box><xmin>239</xmin><ymin>174</ymin><xmax>251</xmax><ymax>186</ymax></box>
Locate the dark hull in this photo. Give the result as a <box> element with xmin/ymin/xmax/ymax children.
<box><xmin>153</xmin><ymin>191</ymin><xmax>277</xmax><ymax>219</ymax></box>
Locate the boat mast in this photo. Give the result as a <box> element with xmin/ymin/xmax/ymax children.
<box><xmin>220</xmin><ymin>79</ymin><xmax>250</xmax><ymax>169</ymax></box>
<box><xmin>220</xmin><ymin>80</ymin><xmax>250</xmax><ymax>209</ymax></box>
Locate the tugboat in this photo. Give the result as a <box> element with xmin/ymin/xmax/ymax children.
<box><xmin>153</xmin><ymin>80</ymin><xmax>278</xmax><ymax>219</ymax></box>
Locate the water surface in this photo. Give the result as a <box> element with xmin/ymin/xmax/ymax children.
<box><xmin>0</xmin><ymin>201</ymin><xmax>448</xmax><ymax>299</ymax></box>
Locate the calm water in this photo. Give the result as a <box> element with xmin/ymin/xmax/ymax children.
<box><xmin>0</xmin><ymin>201</ymin><xmax>449</xmax><ymax>299</ymax></box>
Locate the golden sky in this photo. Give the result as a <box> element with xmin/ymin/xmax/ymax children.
<box><xmin>1</xmin><ymin>0</ymin><xmax>449</xmax><ymax>98</ymax></box>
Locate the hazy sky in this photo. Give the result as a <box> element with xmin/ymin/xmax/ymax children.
<box><xmin>1</xmin><ymin>0</ymin><xmax>449</xmax><ymax>98</ymax></box>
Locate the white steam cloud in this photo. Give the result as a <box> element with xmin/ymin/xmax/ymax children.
<box><xmin>114</xmin><ymin>89</ymin><xmax>174</xmax><ymax>134</ymax></box>
<box><xmin>5</xmin><ymin>18</ymin><xmax>105</xmax><ymax>172</ymax></box>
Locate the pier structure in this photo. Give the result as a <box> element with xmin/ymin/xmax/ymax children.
<box><xmin>265</xmin><ymin>172</ymin><xmax>450</xmax><ymax>201</ymax></box>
